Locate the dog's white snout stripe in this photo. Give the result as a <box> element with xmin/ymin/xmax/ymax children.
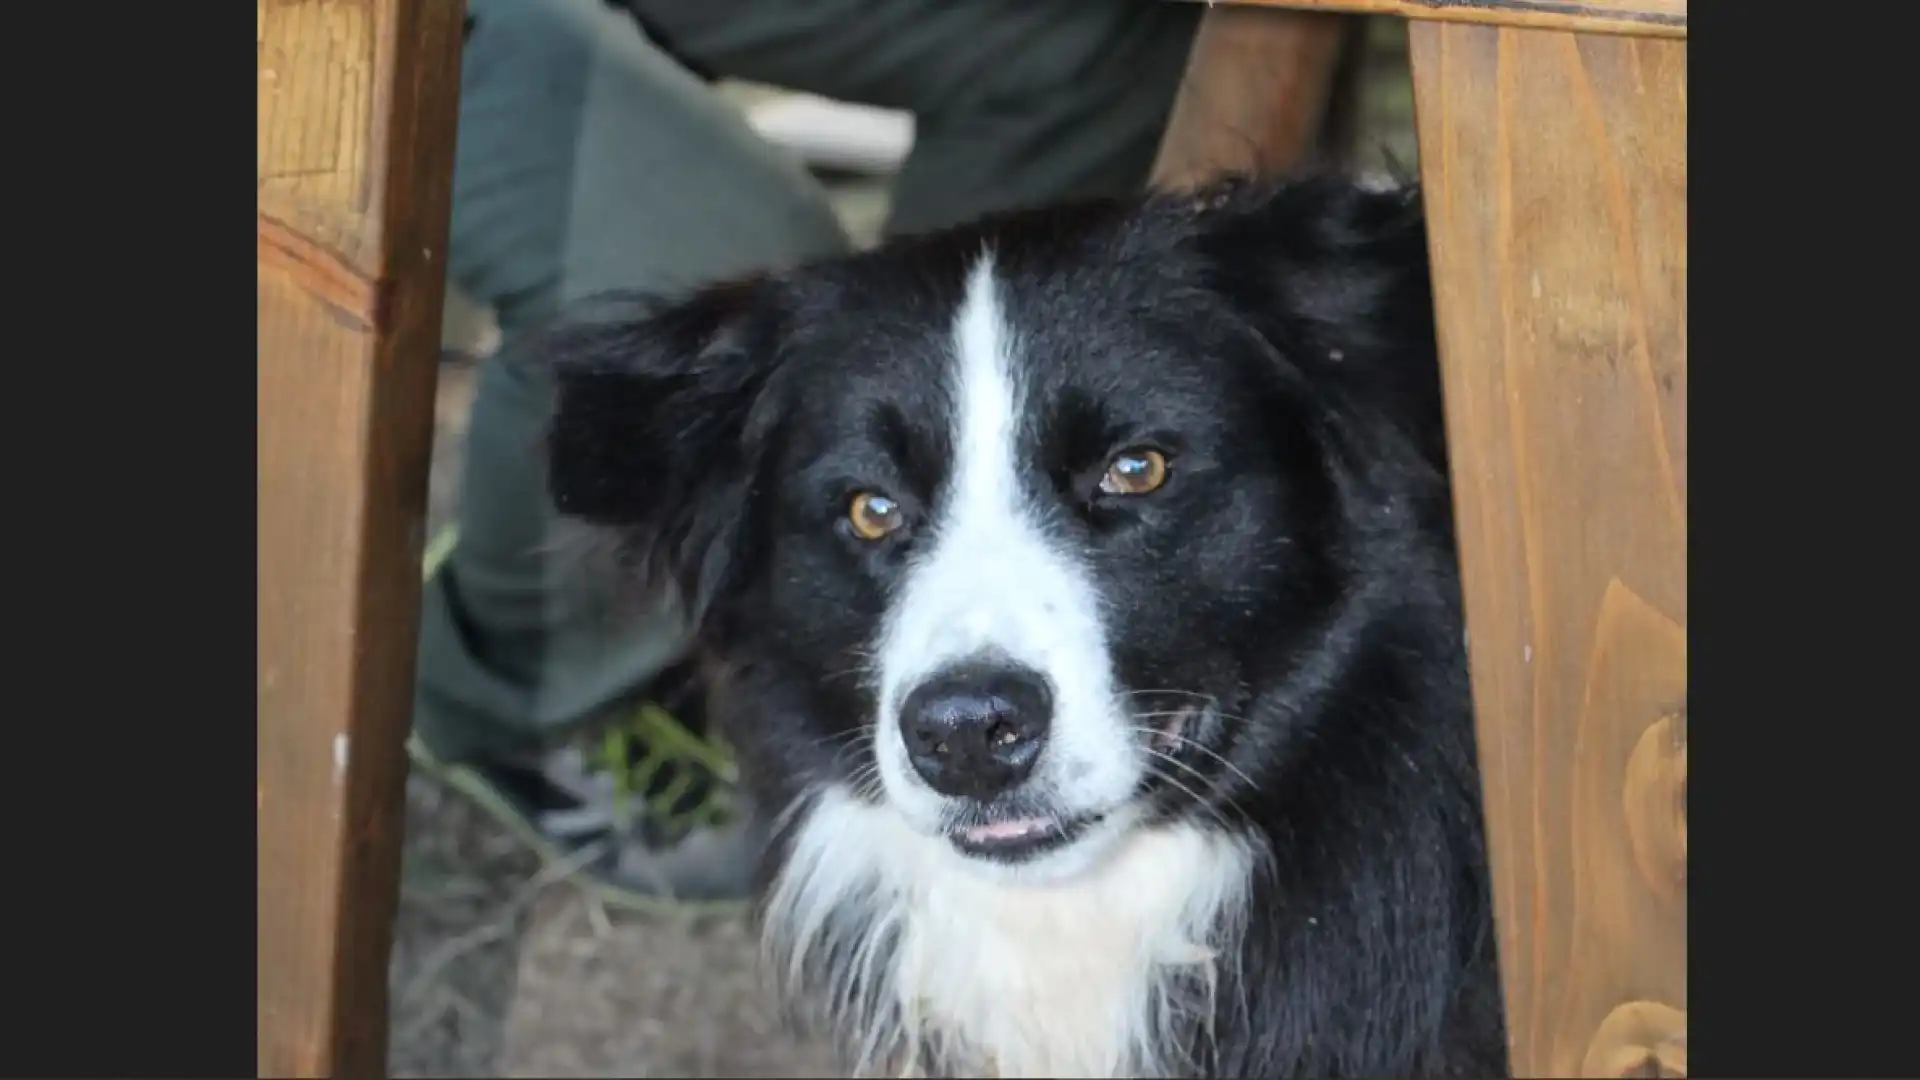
<box><xmin>873</xmin><ymin>253</ymin><xmax>1139</xmax><ymax>823</ymax></box>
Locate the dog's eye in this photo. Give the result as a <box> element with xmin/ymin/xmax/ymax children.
<box><xmin>1098</xmin><ymin>449</ymin><xmax>1169</xmax><ymax>496</ymax></box>
<box><xmin>847</xmin><ymin>491</ymin><xmax>904</xmax><ymax>541</ymax></box>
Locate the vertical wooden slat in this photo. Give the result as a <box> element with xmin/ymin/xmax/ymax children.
<box><xmin>257</xmin><ymin>0</ymin><xmax>464</xmax><ymax>1074</ymax></box>
<box><xmin>1409</xmin><ymin>21</ymin><xmax>1687</xmax><ymax>1078</ymax></box>
<box><xmin>1151</xmin><ymin>4</ymin><xmax>1362</xmax><ymax>188</ymax></box>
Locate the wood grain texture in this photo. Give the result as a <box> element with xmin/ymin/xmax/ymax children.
<box><xmin>1150</xmin><ymin>5</ymin><xmax>1362</xmax><ymax>189</ymax></box>
<box><xmin>257</xmin><ymin>0</ymin><xmax>464</xmax><ymax>1074</ymax></box>
<box><xmin>1409</xmin><ymin>21</ymin><xmax>1686</xmax><ymax>1077</ymax></box>
<box><xmin>1183</xmin><ymin>0</ymin><xmax>1684</xmax><ymax>40</ymax></box>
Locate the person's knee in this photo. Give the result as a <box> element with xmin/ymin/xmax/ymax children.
<box><xmin>447</xmin><ymin>0</ymin><xmax>598</xmax><ymax>328</ymax></box>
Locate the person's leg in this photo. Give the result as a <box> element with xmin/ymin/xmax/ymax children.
<box><xmin>413</xmin><ymin>0</ymin><xmax>851</xmax><ymax>903</ymax></box>
<box><xmin>624</xmin><ymin>0</ymin><xmax>1202</xmax><ymax>235</ymax></box>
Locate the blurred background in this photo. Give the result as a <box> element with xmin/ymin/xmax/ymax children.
<box><xmin>400</xmin><ymin>21</ymin><xmax>1418</xmax><ymax>1077</ymax></box>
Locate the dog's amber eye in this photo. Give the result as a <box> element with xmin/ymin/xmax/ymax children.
<box><xmin>847</xmin><ymin>492</ymin><xmax>904</xmax><ymax>540</ymax></box>
<box><xmin>1099</xmin><ymin>449</ymin><xmax>1169</xmax><ymax>496</ymax></box>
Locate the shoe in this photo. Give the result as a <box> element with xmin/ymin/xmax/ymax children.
<box><xmin>411</xmin><ymin>526</ymin><xmax>756</xmax><ymax>912</ymax></box>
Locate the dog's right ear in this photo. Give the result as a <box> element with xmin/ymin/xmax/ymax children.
<box><xmin>543</xmin><ymin>276</ymin><xmax>784</xmax><ymax>619</ymax></box>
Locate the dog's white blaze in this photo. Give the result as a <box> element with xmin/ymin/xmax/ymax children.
<box><xmin>872</xmin><ymin>252</ymin><xmax>1137</xmax><ymax>827</ymax></box>
<box><xmin>763</xmin><ymin>253</ymin><xmax>1257</xmax><ymax>1076</ymax></box>
<box><xmin>766</xmin><ymin>788</ymin><xmax>1256</xmax><ymax>1077</ymax></box>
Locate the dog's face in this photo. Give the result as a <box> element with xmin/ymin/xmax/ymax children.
<box><xmin>548</xmin><ymin>178</ymin><xmax>1442</xmax><ymax>883</ymax></box>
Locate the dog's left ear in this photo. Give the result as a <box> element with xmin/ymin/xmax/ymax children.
<box><xmin>542</xmin><ymin>276</ymin><xmax>784</xmax><ymax>620</ymax></box>
<box><xmin>1189</xmin><ymin>175</ymin><xmax>1446</xmax><ymax>465</ymax></box>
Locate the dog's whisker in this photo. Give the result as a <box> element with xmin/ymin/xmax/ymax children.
<box><xmin>1157</xmin><ymin>735</ymin><xmax>1258</xmax><ymax>789</ymax></box>
<box><xmin>820</xmin><ymin>664</ymin><xmax>878</xmax><ymax>686</ymax></box>
<box><xmin>1127</xmin><ymin>723</ymin><xmax>1261</xmax><ymax>791</ymax></box>
<box><xmin>1138</xmin><ymin>756</ymin><xmax>1238</xmax><ymax>832</ymax></box>
<box><xmin>1124</xmin><ymin>688</ymin><xmax>1217</xmax><ymax>700</ymax></box>
<box><xmin>1138</xmin><ymin>741</ymin><xmax>1223</xmax><ymax>790</ymax></box>
<box><xmin>818</xmin><ymin>726</ymin><xmax>876</xmax><ymax>748</ymax></box>
<box><xmin>1130</xmin><ymin>706</ymin><xmax>1255</xmax><ymax>728</ymax></box>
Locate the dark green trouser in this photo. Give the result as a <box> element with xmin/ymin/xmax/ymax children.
<box><xmin>413</xmin><ymin>0</ymin><xmax>1201</xmax><ymax>762</ymax></box>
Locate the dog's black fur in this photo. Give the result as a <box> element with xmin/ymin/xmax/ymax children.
<box><xmin>542</xmin><ymin>175</ymin><xmax>1508</xmax><ymax>1077</ymax></box>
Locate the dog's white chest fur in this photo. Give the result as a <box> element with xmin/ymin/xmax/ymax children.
<box><xmin>766</xmin><ymin>790</ymin><xmax>1255</xmax><ymax>1078</ymax></box>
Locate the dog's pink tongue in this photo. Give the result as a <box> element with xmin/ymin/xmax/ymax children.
<box><xmin>963</xmin><ymin>817</ymin><xmax>1050</xmax><ymax>842</ymax></box>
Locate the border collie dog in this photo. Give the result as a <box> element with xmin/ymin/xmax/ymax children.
<box><xmin>545</xmin><ymin>175</ymin><xmax>1508</xmax><ymax>1078</ymax></box>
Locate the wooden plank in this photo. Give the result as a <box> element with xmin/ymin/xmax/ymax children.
<box><xmin>1151</xmin><ymin>4</ymin><xmax>1362</xmax><ymax>189</ymax></box>
<box><xmin>1409</xmin><ymin>21</ymin><xmax>1686</xmax><ymax>1078</ymax></box>
<box><xmin>1185</xmin><ymin>0</ymin><xmax>1684</xmax><ymax>40</ymax></box>
<box><xmin>257</xmin><ymin>0</ymin><xmax>464</xmax><ymax>1074</ymax></box>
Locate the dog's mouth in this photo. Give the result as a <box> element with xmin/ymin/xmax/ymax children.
<box><xmin>927</xmin><ymin>704</ymin><xmax>1217</xmax><ymax>864</ymax></box>
<box><xmin>947</xmin><ymin>810</ymin><xmax>1105</xmax><ymax>862</ymax></box>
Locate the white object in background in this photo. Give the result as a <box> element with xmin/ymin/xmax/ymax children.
<box><xmin>748</xmin><ymin>93</ymin><xmax>915</xmax><ymax>175</ymax></box>
<box><xmin>440</xmin><ymin>285</ymin><xmax>502</xmax><ymax>358</ymax></box>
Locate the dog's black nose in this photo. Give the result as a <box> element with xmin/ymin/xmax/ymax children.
<box><xmin>898</xmin><ymin>664</ymin><xmax>1052</xmax><ymax>800</ymax></box>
